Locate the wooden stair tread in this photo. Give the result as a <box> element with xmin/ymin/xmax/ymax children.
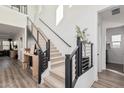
<box><xmin>29</xmin><ymin>25</ymin><xmax>66</xmax><ymax>88</ymax></box>
<box><xmin>50</xmin><ymin>53</ymin><xmax>62</xmax><ymax>58</ymax></box>
<box><xmin>50</xmin><ymin>47</ymin><xmax>57</xmax><ymax>50</ymax></box>
<box><xmin>50</xmin><ymin>51</ymin><xmax>59</xmax><ymax>54</ymax></box>
<box><xmin>50</xmin><ymin>48</ymin><xmax>57</xmax><ymax>50</ymax></box>
<box><xmin>39</xmin><ymin>83</ymin><xmax>49</xmax><ymax>88</ymax></box>
<box><xmin>51</xmin><ymin>56</ymin><xmax>64</xmax><ymax>59</ymax></box>
<box><xmin>50</xmin><ymin>50</ymin><xmax>59</xmax><ymax>52</ymax></box>
<box><xmin>51</xmin><ymin>56</ymin><xmax>64</xmax><ymax>62</ymax></box>
<box><xmin>50</xmin><ymin>69</ymin><xmax>65</xmax><ymax>80</ymax></box>
<box><xmin>50</xmin><ymin>52</ymin><xmax>62</xmax><ymax>55</ymax></box>
<box><xmin>44</xmin><ymin>75</ymin><xmax>65</xmax><ymax>88</ymax></box>
<box><xmin>51</xmin><ymin>61</ymin><xmax>64</xmax><ymax>65</ymax></box>
<box><xmin>51</xmin><ymin>64</ymin><xmax>65</xmax><ymax>79</ymax></box>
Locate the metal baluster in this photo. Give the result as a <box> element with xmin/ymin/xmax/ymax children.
<box><xmin>91</xmin><ymin>43</ymin><xmax>93</xmax><ymax>67</ymax></box>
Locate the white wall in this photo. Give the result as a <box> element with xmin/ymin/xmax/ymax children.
<box><xmin>75</xmin><ymin>67</ymin><xmax>94</xmax><ymax>88</ymax></box>
<box><xmin>27</xmin><ymin>5</ymin><xmax>42</xmax><ymax>24</ymax></box>
<box><xmin>106</xmin><ymin>26</ymin><xmax>124</xmax><ymax>64</ymax></box>
<box><xmin>35</xmin><ymin>5</ymin><xmax>110</xmax><ymax>87</ymax></box>
<box><xmin>0</xmin><ymin>6</ymin><xmax>27</xmax><ymax>28</ymax></box>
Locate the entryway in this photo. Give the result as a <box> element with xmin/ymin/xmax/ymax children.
<box><xmin>106</xmin><ymin>26</ymin><xmax>124</xmax><ymax>73</ymax></box>
<box><xmin>98</xmin><ymin>5</ymin><xmax>124</xmax><ymax>74</ymax></box>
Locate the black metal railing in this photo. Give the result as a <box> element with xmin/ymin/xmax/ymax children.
<box><xmin>38</xmin><ymin>39</ymin><xmax>50</xmax><ymax>84</ymax></box>
<box><xmin>65</xmin><ymin>46</ymin><xmax>79</xmax><ymax>88</ymax></box>
<box><xmin>65</xmin><ymin>37</ymin><xmax>93</xmax><ymax>88</ymax></box>
<box><xmin>39</xmin><ymin>18</ymin><xmax>71</xmax><ymax>47</ymax></box>
<box><xmin>27</xmin><ymin>17</ymin><xmax>50</xmax><ymax>84</ymax></box>
<box><xmin>77</xmin><ymin>37</ymin><xmax>93</xmax><ymax>74</ymax></box>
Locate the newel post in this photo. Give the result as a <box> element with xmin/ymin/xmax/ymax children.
<box><xmin>65</xmin><ymin>55</ymin><xmax>72</xmax><ymax>88</ymax></box>
<box><xmin>77</xmin><ymin>37</ymin><xmax>82</xmax><ymax>76</ymax></box>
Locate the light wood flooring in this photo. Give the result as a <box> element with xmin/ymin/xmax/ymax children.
<box><xmin>106</xmin><ymin>63</ymin><xmax>124</xmax><ymax>73</ymax></box>
<box><xmin>92</xmin><ymin>70</ymin><xmax>124</xmax><ymax>88</ymax></box>
<box><xmin>0</xmin><ymin>57</ymin><xmax>40</xmax><ymax>88</ymax></box>
<box><xmin>1</xmin><ymin>57</ymin><xmax>124</xmax><ymax>88</ymax></box>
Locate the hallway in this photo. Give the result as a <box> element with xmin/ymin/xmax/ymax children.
<box><xmin>92</xmin><ymin>70</ymin><xmax>124</xmax><ymax>88</ymax></box>
<box><xmin>106</xmin><ymin>63</ymin><xmax>124</xmax><ymax>73</ymax></box>
<box><xmin>0</xmin><ymin>57</ymin><xmax>38</xmax><ymax>88</ymax></box>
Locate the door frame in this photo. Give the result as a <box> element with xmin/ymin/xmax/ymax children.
<box><xmin>97</xmin><ymin>5</ymin><xmax>117</xmax><ymax>72</ymax></box>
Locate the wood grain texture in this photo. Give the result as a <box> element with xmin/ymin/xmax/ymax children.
<box><xmin>106</xmin><ymin>63</ymin><xmax>124</xmax><ymax>73</ymax></box>
<box><xmin>91</xmin><ymin>70</ymin><xmax>124</xmax><ymax>88</ymax></box>
<box><xmin>0</xmin><ymin>57</ymin><xmax>40</xmax><ymax>88</ymax></box>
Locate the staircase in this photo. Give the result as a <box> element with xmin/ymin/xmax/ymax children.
<box><xmin>6</xmin><ymin>6</ymin><xmax>94</xmax><ymax>88</ymax></box>
<box><xmin>27</xmin><ymin>17</ymin><xmax>93</xmax><ymax>88</ymax></box>
<box><xmin>27</xmin><ymin>17</ymin><xmax>65</xmax><ymax>88</ymax></box>
<box><xmin>43</xmin><ymin>43</ymin><xmax>65</xmax><ymax>88</ymax></box>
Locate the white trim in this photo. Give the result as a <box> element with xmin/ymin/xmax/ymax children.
<box><xmin>106</xmin><ymin>69</ymin><xmax>124</xmax><ymax>76</ymax></box>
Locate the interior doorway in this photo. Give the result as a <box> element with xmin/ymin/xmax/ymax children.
<box><xmin>106</xmin><ymin>26</ymin><xmax>124</xmax><ymax>73</ymax></box>
<box><xmin>98</xmin><ymin>5</ymin><xmax>124</xmax><ymax>73</ymax></box>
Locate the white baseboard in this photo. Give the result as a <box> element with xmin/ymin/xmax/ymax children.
<box><xmin>106</xmin><ymin>69</ymin><xmax>124</xmax><ymax>76</ymax></box>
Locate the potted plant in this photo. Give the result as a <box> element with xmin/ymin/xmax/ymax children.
<box><xmin>76</xmin><ymin>26</ymin><xmax>90</xmax><ymax>56</ymax></box>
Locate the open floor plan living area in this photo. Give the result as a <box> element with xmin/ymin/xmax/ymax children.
<box><xmin>0</xmin><ymin>5</ymin><xmax>124</xmax><ymax>88</ymax></box>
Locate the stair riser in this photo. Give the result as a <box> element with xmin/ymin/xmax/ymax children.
<box><xmin>50</xmin><ymin>44</ymin><xmax>54</xmax><ymax>47</ymax></box>
<box><xmin>51</xmin><ymin>57</ymin><xmax>64</xmax><ymax>62</ymax></box>
<box><xmin>44</xmin><ymin>78</ymin><xmax>64</xmax><ymax>88</ymax></box>
<box><xmin>50</xmin><ymin>51</ymin><xmax>60</xmax><ymax>54</ymax></box>
<box><xmin>50</xmin><ymin>47</ymin><xmax>57</xmax><ymax>50</ymax></box>
<box><xmin>50</xmin><ymin>50</ymin><xmax>59</xmax><ymax>53</ymax></box>
<box><xmin>50</xmin><ymin>45</ymin><xmax>55</xmax><ymax>48</ymax></box>
<box><xmin>51</xmin><ymin>62</ymin><xmax>64</xmax><ymax>68</ymax></box>
<box><xmin>44</xmin><ymin>79</ymin><xmax>64</xmax><ymax>88</ymax></box>
<box><xmin>50</xmin><ymin>54</ymin><xmax>61</xmax><ymax>58</ymax></box>
<box><xmin>50</xmin><ymin>72</ymin><xmax>65</xmax><ymax>83</ymax></box>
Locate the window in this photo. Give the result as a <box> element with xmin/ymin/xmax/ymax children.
<box><xmin>3</xmin><ymin>41</ymin><xmax>10</xmax><ymax>50</ymax></box>
<box><xmin>3</xmin><ymin>41</ymin><xmax>9</xmax><ymax>46</ymax></box>
<box><xmin>56</xmin><ymin>5</ymin><xmax>63</xmax><ymax>26</ymax></box>
<box><xmin>112</xmin><ymin>35</ymin><xmax>121</xmax><ymax>48</ymax></box>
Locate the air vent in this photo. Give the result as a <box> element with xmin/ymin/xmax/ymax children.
<box><xmin>112</xmin><ymin>8</ymin><xmax>120</xmax><ymax>15</ymax></box>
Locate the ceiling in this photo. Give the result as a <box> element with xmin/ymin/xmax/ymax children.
<box><xmin>99</xmin><ymin>5</ymin><xmax>124</xmax><ymax>23</ymax></box>
<box><xmin>0</xmin><ymin>23</ymin><xmax>24</xmax><ymax>40</ymax></box>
